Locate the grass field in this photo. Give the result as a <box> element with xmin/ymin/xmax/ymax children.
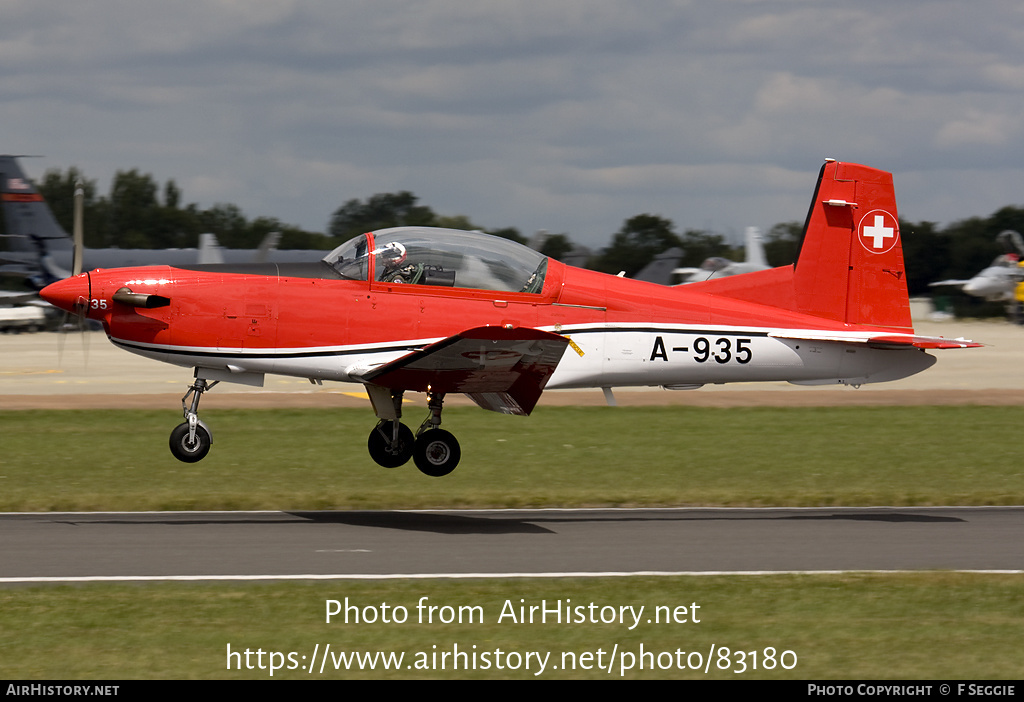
<box><xmin>1</xmin><ymin>574</ymin><xmax>1022</xmax><ymax>679</ymax></box>
<box><xmin>1</xmin><ymin>405</ymin><xmax>1022</xmax><ymax>510</ymax></box>
<box><xmin>2</xmin><ymin>405</ymin><xmax>1021</xmax><ymax>680</ymax></box>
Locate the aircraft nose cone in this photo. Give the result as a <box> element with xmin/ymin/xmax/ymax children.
<box><xmin>962</xmin><ymin>279</ymin><xmax>991</xmax><ymax>297</ymax></box>
<box><xmin>40</xmin><ymin>273</ymin><xmax>90</xmax><ymax>313</ymax></box>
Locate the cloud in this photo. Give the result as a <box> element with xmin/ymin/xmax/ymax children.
<box><xmin>3</xmin><ymin>1</ymin><xmax>1023</xmax><ymax>243</ymax></box>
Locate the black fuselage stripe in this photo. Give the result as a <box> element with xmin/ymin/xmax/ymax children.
<box><xmin>111</xmin><ymin>327</ymin><xmax>771</xmax><ymax>361</ymax></box>
<box><xmin>560</xmin><ymin>327</ymin><xmax>771</xmax><ymax>337</ymax></box>
<box><xmin>111</xmin><ymin>339</ymin><xmax>423</xmax><ymax>361</ymax></box>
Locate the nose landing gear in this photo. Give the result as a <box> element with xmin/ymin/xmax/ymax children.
<box><xmin>169</xmin><ymin>376</ymin><xmax>217</xmax><ymax>463</ymax></box>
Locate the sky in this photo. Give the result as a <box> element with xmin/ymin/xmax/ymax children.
<box><xmin>4</xmin><ymin>1</ymin><xmax>1024</xmax><ymax>247</ymax></box>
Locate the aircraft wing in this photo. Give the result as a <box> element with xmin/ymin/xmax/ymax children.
<box><xmin>353</xmin><ymin>326</ymin><xmax>570</xmax><ymax>415</ymax></box>
<box><xmin>770</xmin><ymin>332</ymin><xmax>982</xmax><ymax>350</ymax></box>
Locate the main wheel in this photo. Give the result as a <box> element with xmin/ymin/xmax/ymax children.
<box><xmin>367</xmin><ymin>421</ymin><xmax>414</xmax><ymax>468</ymax></box>
<box><xmin>169</xmin><ymin>422</ymin><xmax>212</xmax><ymax>463</ymax></box>
<box><xmin>413</xmin><ymin>429</ymin><xmax>461</xmax><ymax>477</ymax></box>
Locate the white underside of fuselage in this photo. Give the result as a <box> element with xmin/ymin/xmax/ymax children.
<box><xmin>545</xmin><ymin>324</ymin><xmax>936</xmax><ymax>388</ymax></box>
<box><xmin>108</xmin><ymin>322</ymin><xmax>936</xmax><ymax>392</ymax></box>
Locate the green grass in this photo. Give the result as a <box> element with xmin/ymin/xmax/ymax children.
<box><xmin>2</xmin><ymin>406</ymin><xmax>1022</xmax><ymax>680</ymax></box>
<box><xmin>1</xmin><ymin>406</ymin><xmax>1022</xmax><ymax>510</ymax></box>
<box><xmin>0</xmin><ymin>574</ymin><xmax>1021</xmax><ymax>679</ymax></box>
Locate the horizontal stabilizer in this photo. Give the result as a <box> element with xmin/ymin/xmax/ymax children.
<box><xmin>356</xmin><ymin>326</ymin><xmax>569</xmax><ymax>415</ymax></box>
<box><xmin>770</xmin><ymin>331</ymin><xmax>982</xmax><ymax>350</ymax></box>
<box><xmin>863</xmin><ymin>334</ymin><xmax>983</xmax><ymax>350</ymax></box>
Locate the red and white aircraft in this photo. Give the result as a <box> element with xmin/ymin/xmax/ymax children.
<box><xmin>40</xmin><ymin>160</ymin><xmax>979</xmax><ymax>476</ymax></box>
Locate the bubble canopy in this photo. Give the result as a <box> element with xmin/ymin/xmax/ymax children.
<box><xmin>323</xmin><ymin>227</ymin><xmax>548</xmax><ymax>293</ymax></box>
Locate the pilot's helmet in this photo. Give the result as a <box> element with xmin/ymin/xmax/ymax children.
<box><xmin>378</xmin><ymin>241</ymin><xmax>407</xmax><ymax>266</ymax></box>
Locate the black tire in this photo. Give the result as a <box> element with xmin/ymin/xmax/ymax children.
<box><xmin>413</xmin><ymin>429</ymin><xmax>461</xmax><ymax>477</ymax></box>
<box><xmin>169</xmin><ymin>422</ymin><xmax>212</xmax><ymax>463</ymax></box>
<box><xmin>367</xmin><ymin>421</ymin><xmax>414</xmax><ymax>468</ymax></box>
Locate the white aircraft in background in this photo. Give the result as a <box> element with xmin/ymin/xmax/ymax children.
<box><xmin>673</xmin><ymin>226</ymin><xmax>769</xmax><ymax>284</ymax></box>
<box><xmin>930</xmin><ymin>230</ymin><xmax>1024</xmax><ymax>304</ymax></box>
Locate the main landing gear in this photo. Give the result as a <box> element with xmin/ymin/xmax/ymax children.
<box><xmin>165</xmin><ymin>375</ymin><xmax>461</xmax><ymax>477</ymax></box>
<box><xmin>366</xmin><ymin>390</ymin><xmax>462</xmax><ymax>477</ymax></box>
<box><xmin>169</xmin><ymin>377</ymin><xmax>217</xmax><ymax>463</ymax></box>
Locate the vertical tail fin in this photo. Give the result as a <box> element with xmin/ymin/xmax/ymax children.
<box><xmin>0</xmin><ymin>155</ymin><xmax>72</xmax><ymax>254</ymax></box>
<box><xmin>689</xmin><ymin>160</ymin><xmax>911</xmax><ymax>332</ymax></box>
<box><xmin>743</xmin><ymin>226</ymin><xmax>767</xmax><ymax>268</ymax></box>
<box><xmin>793</xmin><ymin>159</ymin><xmax>911</xmax><ymax>331</ymax></box>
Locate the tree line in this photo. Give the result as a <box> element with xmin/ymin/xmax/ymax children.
<box><xmin>9</xmin><ymin>166</ymin><xmax>1024</xmax><ymax>298</ymax></box>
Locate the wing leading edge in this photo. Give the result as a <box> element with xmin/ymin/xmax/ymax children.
<box><xmin>354</xmin><ymin>326</ymin><xmax>570</xmax><ymax>415</ymax></box>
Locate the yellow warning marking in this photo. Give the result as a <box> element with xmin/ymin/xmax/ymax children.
<box><xmin>565</xmin><ymin>336</ymin><xmax>585</xmax><ymax>357</ymax></box>
<box><xmin>340</xmin><ymin>391</ymin><xmax>413</xmax><ymax>403</ymax></box>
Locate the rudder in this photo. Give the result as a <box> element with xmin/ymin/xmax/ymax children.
<box><xmin>0</xmin><ymin>155</ymin><xmax>72</xmax><ymax>253</ymax></box>
<box><xmin>793</xmin><ymin>160</ymin><xmax>911</xmax><ymax>331</ymax></box>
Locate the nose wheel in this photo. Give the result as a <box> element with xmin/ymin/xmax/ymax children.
<box><xmin>169</xmin><ymin>376</ymin><xmax>217</xmax><ymax>463</ymax></box>
<box><xmin>169</xmin><ymin>422</ymin><xmax>212</xmax><ymax>463</ymax></box>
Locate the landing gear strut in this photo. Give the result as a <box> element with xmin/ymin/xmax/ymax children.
<box><xmin>412</xmin><ymin>392</ymin><xmax>460</xmax><ymax>477</ymax></box>
<box><xmin>169</xmin><ymin>376</ymin><xmax>217</xmax><ymax>463</ymax></box>
<box><xmin>365</xmin><ymin>388</ymin><xmax>462</xmax><ymax>476</ymax></box>
<box><xmin>367</xmin><ymin>389</ymin><xmax>414</xmax><ymax>468</ymax></box>
<box><xmin>367</xmin><ymin>420</ymin><xmax>414</xmax><ymax>468</ymax></box>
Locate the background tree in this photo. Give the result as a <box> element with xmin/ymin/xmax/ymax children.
<box><xmin>677</xmin><ymin>229</ymin><xmax>726</xmax><ymax>269</ymax></box>
<box><xmin>197</xmin><ymin>203</ymin><xmax>250</xmax><ymax>248</ymax></box>
<box><xmin>537</xmin><ymin>233</ymin><xmax>575</xmax><ymax>261</ymax></box>
<box><xmin>36</xmin><ymin>168</ymin><xmax>101</xmax><ymax>246</ymax></box>
<box><xmin>105</xmin><ymin>169</ymin><xmax>163</xmax><ymax>248</ymax></box>
<box><xmin>594</xmin><ymin>214</ymin><xmax>683</xmax><ymax>276</ymax></box>
<box><xmin>900</xmin><ymin>220</ymin><xmax>949</xmax><ymax>296</ymax></box>
<box><xmin>328</xmin><ymin>191</ymin><xmax>436</xmax><ymax>239</ymax></box>
<box><xmin>432</xmin><ymin>214</ymin><xmax>478</xmax><ymax>231</ymax></box>
<box><xmin>763</xmin><ymin>221</ymin><xmax>802</xmax><ymax>267</ymax></box>
<box><xmin>255</xmin><ymin>217</ymin><xmax>334</xmax><ymax>250</ymax></box>
<box><xmin>33</xmin><ymin>166</ymin><xmax>326</xmax><ymax>251</ymax></box>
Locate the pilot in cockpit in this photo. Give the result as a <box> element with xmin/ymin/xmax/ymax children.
<box><xmin>376</xmin><ymin>241</ymin><xmax>416</xmax><ymax>283</ymax></box>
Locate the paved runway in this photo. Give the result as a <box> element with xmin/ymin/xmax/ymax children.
<box><xmin>2</xmin><ymin>507</ymin><xmax>1020</xmax><ymax>584</ymax></box>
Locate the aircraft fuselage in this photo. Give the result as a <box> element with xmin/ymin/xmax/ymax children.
<box><xmin>48</xmin><ymin>259</ymin><xmax>935</xmax><ymax>393</ymax></box>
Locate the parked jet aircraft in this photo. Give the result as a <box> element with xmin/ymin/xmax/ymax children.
<box><xmin>632</xmin><ymin>247</ymin><xmax>684</xmax><ymax>284</ymax></box>
<box><xmin>674</xmin><ymin>226</ymin><xmax>770</xmax><ymax>284</ymax></box>
<box><xmin>930</xmin><ymin>231</ymin><xmax>1024</xmax><ymax>304</ymax></box>
<box><xmin>0</xmin><ymin>155</ymin><xmax>312</xmax><ymax>289</ymax></box>
<box><xmin>40</xmin><ymin>160</ymin><xmax>979</xmax><ymax>476</ymax></box>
